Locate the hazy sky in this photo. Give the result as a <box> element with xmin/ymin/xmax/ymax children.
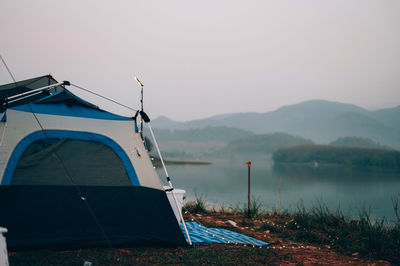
<box><xmin>1</xmin><ymin>0</ymin><xmax>399</xmax><ymax>121</ymax></box>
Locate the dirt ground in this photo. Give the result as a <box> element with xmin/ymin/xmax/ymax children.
<box><xmin>189</xmin><ymin>212</ymin><xmax>393</xmax><ymax>265</ymax></box>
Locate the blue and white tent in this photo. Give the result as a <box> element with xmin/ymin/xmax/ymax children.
<box><xmin>0</xmin><ymin>75</ymin><xmax>187</xmax><ymax>249</ymax></box>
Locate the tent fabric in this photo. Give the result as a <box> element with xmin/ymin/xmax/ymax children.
<box><xmin>0</xmin><ymin>185</ymin><xmax>187</xmax><ymax>249</ymax></box>
<box><xmin>0</xmin><ymin>75</ymin><xmax>65</xmax><ymax>111</ymax></box>
<box><xmin>36</xmin><ymin>89</ymin><xmax>99</xmax><ymax>109</ymax></box>
<box><xmin>180</xmin><ymin>222</ymin><xmax>269</xmax><ymax>248</ymax></box>
<box><xmin>11</xmin><ymin>101</ymin><xmax>131</xmax><ymax>120</ymax></box>
<box><xmin>2</xmin><ymin>130</ymin><xmax>140</xmax><ymax>186</ymax></box>
<box><xmin>0</xmin><ymin>75</ymin><xmax>117</xmax><ymax>114</ymax></box>
<box><xmin>0</xmin><ymin>76</ymin><xmax>162</xmax><ymax>189</ymax></box>
<box><xmin>0</xmin><ymin>102</ymin><xmax>162</xmax><ymax>189</ymax></box>
<box><xmin>11</xmin><ymin>138</ymin><xmax>132</xmax><ymax>186</ymax></box>
<box><xmin>0</xmin><ymin>75</ymin><xmax>60</xmax><ymax>100</ymax></box>
<box><xmin>0</xmin><ymin>75</ymin><xmax>184</xmax><ymax>249</ymax></box>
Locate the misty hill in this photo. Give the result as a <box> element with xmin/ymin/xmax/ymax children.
<box><xmin>224</xmin><ymin>133</ymin><xmax>313</xmax><ymax>154</ymax></box>
<box><xmin>329</xmin><ymin>137</ymin><xmax>391</xmax><ymax>150</ymax></box>
<box><xmin>147</xmin><ymin>126</ymin><xmax>253</xmax><ymax>142</ymax></box>
<box><xmin>145</xmin><ymin>126</ymin><xmax>254</xmax><ymax>154</ymax></box>
<box><xmin>152</xmin><ymin>100</ymin><xmax>400</xmax><ymax>149</ymax></box>
<box><xmin>149</xmin><ymin>115</ymin><xmax>183</xmax><ymax>129</ymax></box>
<box><xmin>370</xmin><ymin>106</ymin><xmax>400</xmax><ymax>132</ymax></box>
<box><xmin>152</xmin><ymin>100</ymin><xmax>368</xmax><ymax>132</ymax></box>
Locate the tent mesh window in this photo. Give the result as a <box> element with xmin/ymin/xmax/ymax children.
<box><xmin>12</xmin><ymin>139</ymin><xmax>132</xmax><ymax>186</ymax></box>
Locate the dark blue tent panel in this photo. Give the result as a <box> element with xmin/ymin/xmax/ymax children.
<box><xmin>0</xmin><ymin>186</ymin><xmax>187</xmax><ymax>249</ymax></box>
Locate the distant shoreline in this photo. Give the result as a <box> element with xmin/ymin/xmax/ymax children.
<box><xmin>151</xmin><ymin>157</ymin><xmax>212</xmax><ymax>166</ymax></box>
<box><xmin>165</xmin><ymin>160</ymin><xmax>211</xmax><ymax>165</ymax></box>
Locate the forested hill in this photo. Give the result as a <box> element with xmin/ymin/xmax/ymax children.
<box><xmin>152</xmin><ymin>100</ymin><xmax>400</xmax><ymax>149</ymax></box>
<box><xmin>329</xmin><ymin>137</ymin><xmax>391</xmax><ymax>150</ymax></box>
<box><xmin>224</xmin><ymin>133</ymin><xmax>313</xmax><ymax>154</ymax></box>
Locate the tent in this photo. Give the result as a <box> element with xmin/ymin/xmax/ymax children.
<box><xmin>0</xmin><ymin>75</ymin><xmax>187</xmax><ymax>249</ymax></box>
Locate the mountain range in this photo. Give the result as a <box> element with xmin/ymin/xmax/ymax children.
<box><xmin>152</xmin><ymin>100</ymin><xmax>400</xmax><ymax>150</ymax></box>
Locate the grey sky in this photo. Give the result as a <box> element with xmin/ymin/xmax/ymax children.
<box><xmin>1</xmin><ymin>0</ymin><xmax>399</xmax><ymax>121</ymax></box>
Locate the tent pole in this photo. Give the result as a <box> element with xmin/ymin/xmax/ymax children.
<box><xmin>134</xmin><ymin>77</ymin><xmax>144</xmax><ymax>139</ymax></box>
<box><xmin>1</xmin><ymin>82</ymin><xmax>67</xmax><ymax>111</ymax></box>
<box><xmin>5</xmin><ymin>82</ymin><xmax>65</xmax><ymax>102</ymax></box>
<box><xmin>147</xmin><ymin>122</ymin><xmax>193</xmax><ymax>246</ymax></box>
<box><xmin>141</xmin><ymin>84</ymin><xmax>143</xmax><ymax>135</ymax></box>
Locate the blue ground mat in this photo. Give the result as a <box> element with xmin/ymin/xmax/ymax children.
<box><xmin>180</xmin><ymin>222</ymin><xmax>269</xmax><ymax>247</ymax></box>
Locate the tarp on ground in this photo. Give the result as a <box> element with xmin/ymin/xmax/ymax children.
<box><xmin>180</xmin><ymin>222</ymin><xmax>269</xmax><ymax>247</ymax></box>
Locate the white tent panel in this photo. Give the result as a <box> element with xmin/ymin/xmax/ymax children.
<box><xmin>0</xmin><ymin>109</ymin><xmax>163</xmax><ymax>190</ymax></box>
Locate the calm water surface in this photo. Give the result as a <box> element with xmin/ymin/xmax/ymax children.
<box><xmin>158</xmin><ymin>157</ymin><xmax>400</xmax><ymax>222</ymax></box>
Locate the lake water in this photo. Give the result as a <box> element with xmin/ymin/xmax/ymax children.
<box><xmin>157</xmin><ymin>157</ymin><xmax>400</xmax><ymax>223</ymax></box>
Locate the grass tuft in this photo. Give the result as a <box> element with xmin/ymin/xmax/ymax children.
<box><xmin>234</xmin><ymin>197</ymin><xmax>264</xmax><ymax>219</ymax></box>
<box><xmin>290</xmin><ymin>203</ymin><xmax>400</xmax><ymax>263</ymax></box>
<box><xmin>183</xmin><ymin>191</ymin><xmax>208</xmax><ymax>213</ymax></box>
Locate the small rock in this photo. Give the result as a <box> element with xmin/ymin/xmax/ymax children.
<box><xmin>377</xmin><ymin>260</ymin><xmax>390</xmax><ymax>264</ymax></box>
<box><xmin>226</xmin><ymin>220</ymin><xmax>237</xmax><ymax>227</ymax></box>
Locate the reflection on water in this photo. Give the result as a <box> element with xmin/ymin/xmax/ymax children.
<box><xmin>157</xmin><ymin>157</ymin><xmax>400</xmax><ymax>222</ymax></box>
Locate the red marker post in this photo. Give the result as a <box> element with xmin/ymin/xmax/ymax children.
<box><xmin>247</xmin><ymin>161</ymin><xmax>251</xmax><ymax>218</ymax></box>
